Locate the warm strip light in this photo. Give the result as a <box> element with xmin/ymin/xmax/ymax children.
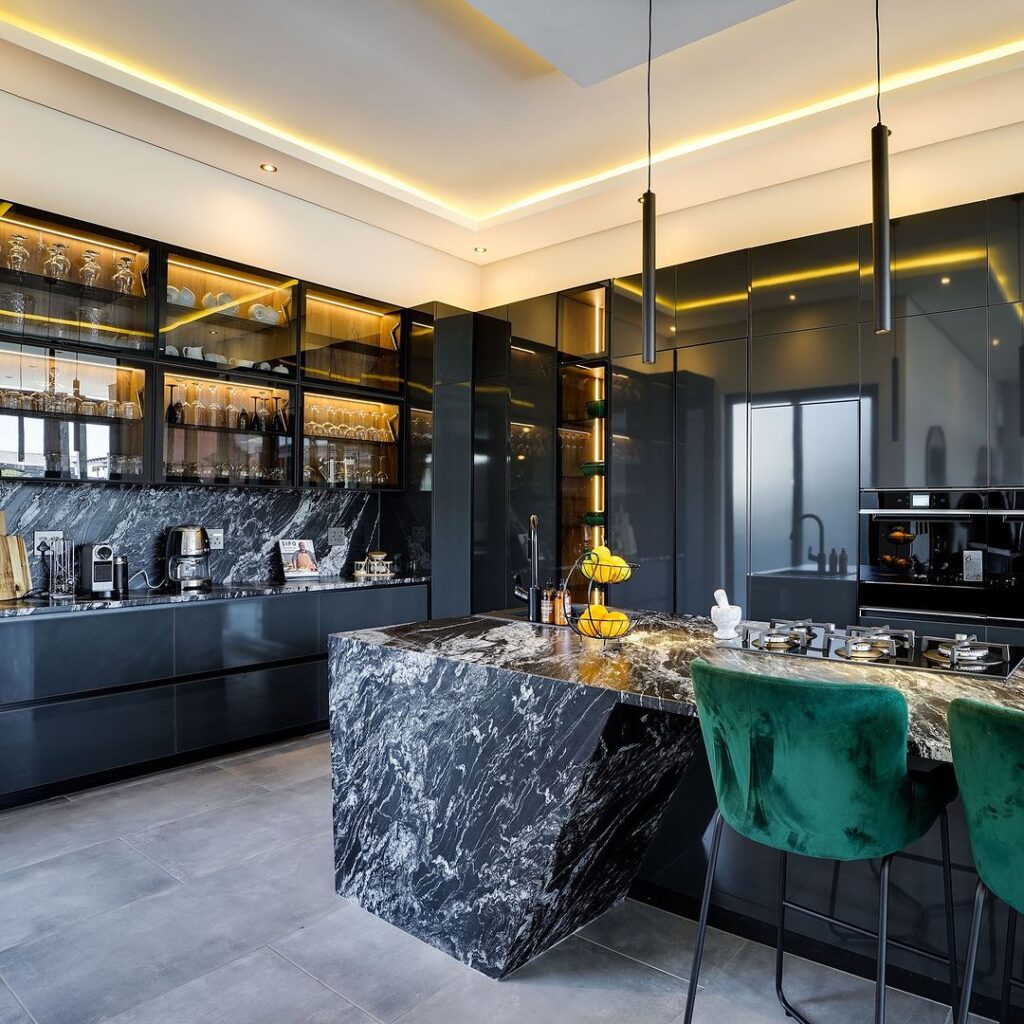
<box><xmin>0</xmin><ymin>213</ymin><xmax>140</xmax><ymax>254</ymax></box>
<box><xmin>0</xmin><ymin>307</ymin><xmax>150</xmax><ymax>337</ymax></box>
<box><xmin>307</xmin><ymin>294</ymin><xmax>386</xmax><ymax>317</ymax></box>
<box><xmin>168</xmin><ymin>259</ymin><xmax>290</xmax><ymax>291</ymax></box>
<box><xmin>161</xmin><ymin>280</ymin><xmax>298</xmax><ymax>333</ymax></box>
<box><xmin>2</xmin><ymin>9</ymin><xmax>1022</xmax><ymax>223</ymax></box>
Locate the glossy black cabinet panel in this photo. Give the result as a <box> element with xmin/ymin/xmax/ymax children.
<box><xmin>860</xmin><ymin>309</ymin><xmax>988</xmax><ymax>489</ymax></box>
<box><xmin>610</xmin><ymin>269</ymin><xmax>675</xmax><ymax>358</ymax></box>
<box><xmin>432</xmin><ymin>380</ymin><xmax>473</xmax><ymax>617</ymax></box>
<box><xmin>508</xmin><ymin>367</ymin><xmax>556</xmax><ymax>605</ymax></box>
<box><xmin>433</xmin><ymin>311</ymin><xmax>475</xmax><ymax>385</ymax></box>
<box><xmin>472</xmin><ymin>376</ymin><xmax>510</xmax><ymax>613</ymax></box>
<box><xmin>676</xmin><ymin>250</ymin><xmax>749</xmax><ymax>347</ymax></box>
<box><xmin>611</xmin><ymin>351</ymin><xmax>674</xmax><ymax>611</ymax></box>
<box><xmin>318</xmin><ymin>585</ymin><xmax>428</xmax><ymax>648</ymax></box>
<box><xmin>885</xmin><ymin>203</ymin><xmax>988</xmax><ymax>317</ymax></box>
<box><xmin>749</xmin><ymin>576</ymin><xmax>857</xmax><ymax>625</ymax></box>
<box><xmin>750</xmin><ymin>326</ymin><xmax>859</xmax><ymax>616</ymax></box>
<box><xmin>751</xmin><ymin>228</ymin><xmax>860</xmax><ymax>336</ymax></box>
<box><xmin>0</xmin><ymin>608</ymin><xmax>173</xmax><ymax>705</ymax></box>
<box><xmin>509</xmin><ymin>294</ymin><xmax>557</xmax><ymax>373</ymax></box>
<box><xmin>473</xmin><ymin>312</ymin><xmax>511</xmax><ymax>382</ymax></box>
<box><xmin>406</xmin><ymin>312</ymin><xmax>436</xmax><ymax>409</ymax></box>
<box><xmin>988</xmin><ymin>195</ymin><xmax>1023</xmax><ymax>306</ymax></box>
<box><xmin>676</xmin><ymin>340</ymin><xmax>748</xmax><ymax>615</ymax></box>
<box><xmin>175</xmin><ymin>663</ymin><xmax>322</xmax><ymax>752</ymax></box>
<box><xmin>988</xmin><ymin>303</ymin><xmax>1024</xmax><ymax>486</ymax></box>
<box><xmin>0</xmin><ymin>687</ymin><xmax>174</xmax><ymax>796</ymax></box>
<box><xmin>174</xmin><ymin>594</ymin><xmax>318</xmax><ymax>676</ymax></box>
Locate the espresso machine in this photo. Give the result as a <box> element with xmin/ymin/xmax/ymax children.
<box><xmin>165</xmin><ymin>526</ymin><xmax>212</xmax><ymax>592</ymax></box>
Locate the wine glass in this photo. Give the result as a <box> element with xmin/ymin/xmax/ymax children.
<box><xmin>166</xmin><ymin>383</ymin><xmax>179</xmax><ymax>425</ymax></box>
<box><xmin>192</xmin><ymin>385</ymin><xmax>207</xmax><ymax>427</ymax></box>
<box><xmin>226</xmin><ymin>387</ymin><xmax>240</xmax><ymax>428</ymax></box>
<box><xmin>112</xmin><ymin>255</ymin><xmax>136</xmax><ymax>295</ymax></box>
<box><xmin>6</xmin><ymin>234</ymin><xmax>30</xmax><ymax>272</ymax></box>
<box><xmin>272</xmin><ymin>396</ymin><xmax>287</xmax><ymax>433</ymax></box>
<box><xmin>374</xmin><ymin>455</ymin><xmax>389</xmax><ymax>486</ymax></box>
<box><xmin>257</xmin><ymin>393</ymin><xmax>270</xmax><ymax>432</ymax></box>
<box><xmin>78</xmin><ymin>250</ymin><xmax>103</xmax><ymax>287</ymax></box>
<box><xmin>43</xmin><ymin>242</ymin><xmax>71</xmax><ymax>281</ymax></box>
<box><xmin>206</xmin><ymin>384</ymin><xmax>222</xmax><ymax>427</ymax></box>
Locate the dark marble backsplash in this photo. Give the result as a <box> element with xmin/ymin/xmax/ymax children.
<box><xmin>0</xmin><ymin>481</ymin><xmax>429</xmax><ymax>588</ymax></box>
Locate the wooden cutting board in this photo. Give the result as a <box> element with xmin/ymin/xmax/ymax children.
<box><xmin>0</xmin><ymin>534</ymin><xmax>31</xmax><ymax>600</ymax></box>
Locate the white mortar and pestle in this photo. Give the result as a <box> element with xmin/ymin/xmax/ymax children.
<box><xmin>710</xmin><ymin>588</ymin><xmax>742</xmax><ymax>640</ymax></box>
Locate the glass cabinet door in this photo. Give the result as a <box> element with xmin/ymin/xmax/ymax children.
<box><xmin>0</xmin><ymin>202</ymin><xmax>151</xmax><ymax>352</ymax></box>
<box><xmin>161</xmin><ymin>254</ymin><xmax>297</xmax><ymax>377</ymax></box>
<box><xmin>301</xmin><ymin>392</ymin><xmax>400</xmax><ymax>489</ymax></box>
<box><xmin>0</xmin><ymin>343</ymin><xmax>147</xmax><ymax>480</ymax></box>
<box><xmin>161</xmin><ymin>372</ymin><xmax>293</xmax><ymax>486</ymax></box>
<box><xmin>558</xmin><ymin>285</ymin><xmax>608</xmax><ymax>359</ymax></box>
<box><xmin>300</xmin><ymin>288</ymin><xmax>402</xmax><ymax>392</ymax></box>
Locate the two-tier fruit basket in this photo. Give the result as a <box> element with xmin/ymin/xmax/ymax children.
<box><xmin>564</xmin><ymin>544</ymin><xmax>639</xmax><ymax>647</ymax></box>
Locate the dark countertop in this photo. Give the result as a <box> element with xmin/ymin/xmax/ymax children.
<box><xmin>0</xmin><ymin>575</ymin><xmax>430</xmax><ymax>619</ymax></box>
<box><xmin>332</xmin><ymin>610</ymin><xmax>1024</xmax><ymax>761</ymax></box>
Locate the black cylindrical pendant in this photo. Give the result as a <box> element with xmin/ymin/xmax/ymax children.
<box><xmin>641</xmin><ymin>189</ymin><xmax>656</xmax><ymax>364</ymax></box>
<box><xmin>871</xmin><ymin>122</ymin><xmax>892</xmax><ymax>335</ymax></box>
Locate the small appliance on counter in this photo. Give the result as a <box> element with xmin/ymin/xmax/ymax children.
<box><xmin>80</xmin><ymin>543</ymin><xmax>115</xmax><ymax>596</ymax></box>
<box><xmin>353</xmin><ymin>550</ymin><xmax>395</xmax><ymax>580</ymax></box>
<box><xmin>165</xmin><ymin>525</ymin><xmax>212</xmax><ymax>592</ymax></box>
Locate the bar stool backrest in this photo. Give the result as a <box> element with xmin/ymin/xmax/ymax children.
<box><xmin>690</xmin><ymin>658</ymin><xmax>921</xmax><ymax>861</ymax></box>
<box><xmin>948</xmin><ymin>697</ymin><xmax>1024</xmax><ymax>913</ymax></box>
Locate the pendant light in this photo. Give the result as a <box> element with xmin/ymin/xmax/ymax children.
<box><xmin>640</xmin><ymin>0</ymin><xmax>656</xmax><ymax>364</ymax></box>
<box><xmin>871</xmin><ymin>0</ymin><xmax>892</xmax><ymax>335</ymax></box>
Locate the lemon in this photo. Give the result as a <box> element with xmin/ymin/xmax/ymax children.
<box><xmin>592</xmin><ymin>545</ymin><xmax>611</xmax><ymax>561</ymax></box>
<box><xmin>607</xmin><ymin>555</ymin><xmax>631</xmax><ymax>582</ymax></box>
<box><xmin>577</xmin><ymin>603</ymin><xmax>608</xmax><ymax>637</ymax></box>
<box><xmin>600</xmin><ymin>610</ymin><xmax>631</xmax><ymax>638</ymax></box>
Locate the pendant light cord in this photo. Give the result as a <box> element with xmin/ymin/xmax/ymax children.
<box><xmin>875</xmin><ymin>0</ymin><xmax>882</xmax><ymax>124</ymax></box>
<box><xmin>646</xmin><ymin>0</ymin><xmax>653</xmax><ymax>192</ymax></box>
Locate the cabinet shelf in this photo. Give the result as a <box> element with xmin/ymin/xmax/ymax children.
<box><xmin>0</xmin><ymin>406</ymin><xmax>144</xmax><ymax>429</ymax></box>
<box><xmin>303</xmin><ymin>432</ymin><xmax>394</xmax><ymax>446</ymax></box>
<box><xmin>0</xmin><ymin>267</ymin><xmax>147</xmax><ymax>307</ymax></box>
<box><xmin>165</xmin><ymin>421</ymin><xmax>291</xmax><ymax>440</ymax></box>
<box><xmin>163</xmin><ymin>306</ymin><xmax>288</xmax><ymax>335</ymax></box>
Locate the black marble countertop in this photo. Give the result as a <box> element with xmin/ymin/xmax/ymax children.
<box><xmin>332</xmin><ymin>610</ymin><xmax>1024</xmax><ymax>761</ymax></box>
<box><xmin>0</xmin><ymin>575</ymin><xmax>430</xmax><ymax>619</ymax></box>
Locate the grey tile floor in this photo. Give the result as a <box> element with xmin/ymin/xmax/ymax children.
<box><xmin>0</xmin><ymin>732</ymin><xmax>981</xmax><ymax>1024</ymax></box>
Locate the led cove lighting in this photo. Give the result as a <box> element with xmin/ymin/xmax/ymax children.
<box><xmin>1</xmin><ymin>10</ymin><xmax>1023</xmax><ymax>224</ymax></box>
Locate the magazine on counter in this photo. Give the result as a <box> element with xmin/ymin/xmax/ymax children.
<box><xmin>278</xmin><ymin>539</ymin><xmax>319</xmax><ymax>579</ymax></box>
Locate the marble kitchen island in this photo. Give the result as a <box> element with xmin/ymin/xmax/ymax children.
<box><xmin>328</xmin><ymin>611</ymin><xmax>1024</xmax><ymax>978</ymax></box>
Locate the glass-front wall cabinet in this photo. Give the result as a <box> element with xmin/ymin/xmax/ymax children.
<box><xmin>301</xmin><ymin>288</ymin><xmax>402</xmax><ymax>392</ymax></box>
<box><xmin>161</xmin><ymin>254</ymin><xmax>296</xmax><ymax>377</ymax></box>
<box><xmin>302</xmin><ymin>392</ymin><xmax>400</xmax><ymax>489</ymax></box>
<box><xmin>0</xmin><ymin>202</ymin><xmax>151</xmax><ymax>352</ymax></box>
<box><xmin>161</xmin><ymin>372</ymin><xmax>293</xmax><ymax>486</ymax></box>
<box><xmin>0</xmin><ymin>343</ymin><xmax>147</xmax><ymax>480</ymax></box>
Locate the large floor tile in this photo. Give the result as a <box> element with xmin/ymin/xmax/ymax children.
<box><xmin>577</xmin><ymin>898</ymin><xmax>746</xmax><ymax>984</ymax></box>
<box><xmin>0</xmin><ymin>834</ymin><xmax>342</xmax><ymax>1024</ymax></box>
<box><xmin>0</xmin><ymin>840</ymin><xmax>179</xmax><ymax>953</ymax></box>
<box><xmin>101</xmin><ymin>946</ymin><xmax>374</xmax><ymax>1024</ymax></box>
<box><xmin>391</xmin><ymin>935</ymin><xmax>690</xmax><ymax>1024</ymax></box>
<box><xmin>221</xmin><ymin>732</ymin><xmax>330</xmax><ymax>789</ymax></box>
<box><xmin>0</xmin><ymin>980</ymin><xmax>32</xmax><ymax>1024</ymax></box>
<box><xmin>0</xmin><ymin>766</ymin><xmax>264</xmax><ymax>875</ymax></box>
<box><xmin>273</xmin><ymin>904</ymin><xmax>472</xmax><ymax>1023</ymax></box>
<box><xmin>697</xmin><ymin>939</ymin><xmax>950</xmax><ymax>1024</ymax></box>
<box><xmin>121</xmin><ymin>774</ymin><xmax>332</xmax><ymax>880</ymax></box>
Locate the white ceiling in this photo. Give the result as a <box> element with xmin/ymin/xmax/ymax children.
<box><xmin>463</xmin><ymin>0</ymin><xmax>795</xmax><ymax>86</ymax></box>
<box><xmin>0</xmin><ymin>0</ymin><xmax>1022</xmax><ymax>273</ymax></box>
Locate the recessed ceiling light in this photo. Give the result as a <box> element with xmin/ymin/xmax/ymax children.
<box><xmin>788</xmin><ymin>293</ymin><xmax>797</xmax><ymax>301</ymax></box>
<box><xmin>940</xmin><ymin>276</ymin><xmax>951</xmax><ymax>285</ymax></box>
<box><xmin>993</xmin><ymin>338</ymin><xmax>1002</xmax><ymax>346</ymax></box>
<box><xmin>259</xmin><ymin>162</ymin><xmax>278</xmax><ymax>174</ymax></box>
<box><xmin>474</xmin><ymin>246</ymin><xmax>488</xmax><ymax>253</ymax></box>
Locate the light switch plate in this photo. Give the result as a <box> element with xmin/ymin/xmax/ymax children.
<box><xmin>33</xmin><ymin>531</ymin><xmax>64</xmax><ymax>556</ymax></box>
<box><xmin>327</xmin><ymin>527</ymin><xmax>348</xmax><ymax>548</ymax></box>
<box><xmin>208</xmin><ymin>528</ymin><xmax>225</xmax><ymax>551</ymax></box>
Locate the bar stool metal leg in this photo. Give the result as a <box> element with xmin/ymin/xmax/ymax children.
<box><xmin>1000</xmin><ymin>907</ymin><xmax>1017</xmax><ymax>1024</ymax></box>
<box><xmin>957</xmin><ymin>879</ymin><xmax>989</xmax><ymax>1024</ymax></box>
<box><xmin>775</xmin><ymin>852</ymin><xmax>811</xmax><ymax>1024</ymax></box>
<box><xmin>939</xmin><ymin>808</ymin><xmax>960</xmax><ymax>1019</ymax></box>
<box><xmin>875</xmin><ymin>854</ymin><xmax>894</xmax><ymax>1024</ymax></box>
<box><xmin>683</xmin><ymin>811</ymin><xmax>725</xmax><ymax>1024</ymax></box>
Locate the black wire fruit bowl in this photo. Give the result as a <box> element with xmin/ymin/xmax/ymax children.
<box><xmin>563</xmin><ymin>549</ymin><xmax>640</xmax><ymax>646</ymax></box>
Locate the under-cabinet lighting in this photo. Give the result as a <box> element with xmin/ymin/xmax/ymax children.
<box><xmin>307</xmin><ymin>294</ymin><xmax>387</xmax><ymax>317</ymax></box>
<box><xmin>0</xmin><ymin>308</ymin><xmax>150</xmax><ymax>338</ymax></box>
<box><xmin>167</xmin><ymin>259</ymin><xmax>292</xmax><ymax>291</ymax></box>
<box><xmin>0</xmin><ymin>214</ymin><xmax>140</xmax><ymax>255</ymax></box>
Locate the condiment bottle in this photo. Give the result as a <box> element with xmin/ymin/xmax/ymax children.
<box><xmin>540</xmin><ymin>581</ymin><xmax>555</xmax><ymax>624</ymax></box>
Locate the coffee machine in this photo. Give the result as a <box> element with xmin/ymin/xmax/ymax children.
<box><xmin>165</xmin><ymin>526</ymin><xmax>212</xmax><ymax>592</ymax></box>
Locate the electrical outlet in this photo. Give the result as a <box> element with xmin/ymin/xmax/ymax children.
<box><xmin>33</xmin><ymin>531</ymin><xmax>64</xmax><ymax>556</ymax></box>
<box><xmin>327</xmin><ymin>527</ymin><xmax>348</xmax><ymax>548</ymax></box>
<box><xmin>208</xmin><ymin>528</ymin><xmax>225</xmax><ymax>551</ymax></box>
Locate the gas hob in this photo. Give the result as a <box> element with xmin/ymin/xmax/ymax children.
<box><xmin>740</xmin><ymin>619</ymin><xmax>1024</xmax><ymax>680</ymax></box>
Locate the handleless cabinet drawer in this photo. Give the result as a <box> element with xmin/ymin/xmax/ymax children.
<box><xmin>0</xmin><ymin>608</ymin><xmax>174</xmax><ymax>706</ymax></box>
<box><xmin>0</xmin><ymin>687</ymin><xmax>175</xmax><ymax>796</ymax></box>
<box><xmin>173</xmin><ymin>594</ymin><xmax>319</xmax><ymax>676</ymax></box>
<box><xmin>318</xmin><ymin>585</ymin><xmax>428</xmax><ymax>651</ymax></box>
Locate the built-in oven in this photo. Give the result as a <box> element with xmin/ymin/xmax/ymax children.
<box><xmin>858</xmin><ymin>490</ymin><xmax>992</xmax><ymax>624</ymax></box>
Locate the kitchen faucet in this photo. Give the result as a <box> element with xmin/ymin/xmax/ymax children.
<box><xmin>513</xmin><ymin>514</ymin><xmax>541</xmax><ymax>621</ymax></box>
<box><xmin>790</xmin><ymin>513</ymin><xmax>826</xmax><ymax>574</ymax></box>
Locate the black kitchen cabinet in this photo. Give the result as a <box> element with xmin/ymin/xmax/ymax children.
<box><xmin>610</xmin><ymin>269</ymin><xmax>675</xmax><ymax>358</ymax></box>
<box><xmin>749</xmin><ymin>325</ymin><xmax>859</xmax><ymax>620</ymax></box>
<box><xmin>987</xmin><ymin>195</ymin><xmax>1023</xmax><ymax>306</ymax></box>
<box><xmin>676</xmin><ymin>339</ymin><xmax>748</xmax><ymax>616</ymax></box>
<box><xmin>509</xmin><ymin>294</ymin><xmax>557</xmax><ymax>373</ymax></box>
<box><xmin>675</xmin><ymin>250</ymin><xmax>749</xmax><ymax>348</ymax></box>
<box><xmin>751</xmin><ymin>228</ymin><xmax>860</xmax><ymax>336</ymax></box>
<box><xmin>989</xmin><ymin>302</ymin><xmax>1024</xmax><ymax>486</ymax></box>
<box><xmin>471</xmin><ymin>373</ymin><xmax>510</xmax><ymax>613</ymax></box>
<box><xmin>610</xmin><ymin>350</ymin><xmax>674</xmax><ymax>611</ymax></box>
<box><xmin>861</xmin><ymin>308</ymin><xmax>989</xmax><ymax>489</ymax></box>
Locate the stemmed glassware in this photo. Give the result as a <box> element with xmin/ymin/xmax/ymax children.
<box><xmin>42</xmin><ymin>242</ymin><xmax>71</xmax><ymax>281</ymax></box>
<box><xmin>6</xmin><ymin>234</ymin><xmax>30</xmax><ymax>272</ymax></box>
<box><xmin>78</xmin><ymin>250</ymin><xmax>103</xmax><ymax>287</ymax></box>
<box><xmin>112</xmin><ymin>255</ymin><xmax>136</xmax><ymax>295</ymax></box>
<box><xmin>206</xmin><ymin>384</ymin><xmax>222</xmax><ymax>427</ymax></box>
<box><xmin>226</xmin><ymin>386</ymin><xmax>241</xmax><ymax>429</ymax></box>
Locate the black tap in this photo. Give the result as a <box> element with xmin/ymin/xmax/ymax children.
<box><xmin>790</xmin><ymin>513</ymin><xmax>826</xmax><ymax>573</ymax></box>
<box><xmin>512</xmin><ymin>514</ymin><xmax>542</xmax><ymax>621</ymax></box>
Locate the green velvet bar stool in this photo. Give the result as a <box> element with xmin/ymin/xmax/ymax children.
<box><xmin>683</xmin><ymin>659</ymin><xmax>959</xmax><ymax>1024</ymax></box>
<box><xmin>948</xmin><ymin>698</ymin><xmax>1024</xmax><ymax>1024</ymax></box>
